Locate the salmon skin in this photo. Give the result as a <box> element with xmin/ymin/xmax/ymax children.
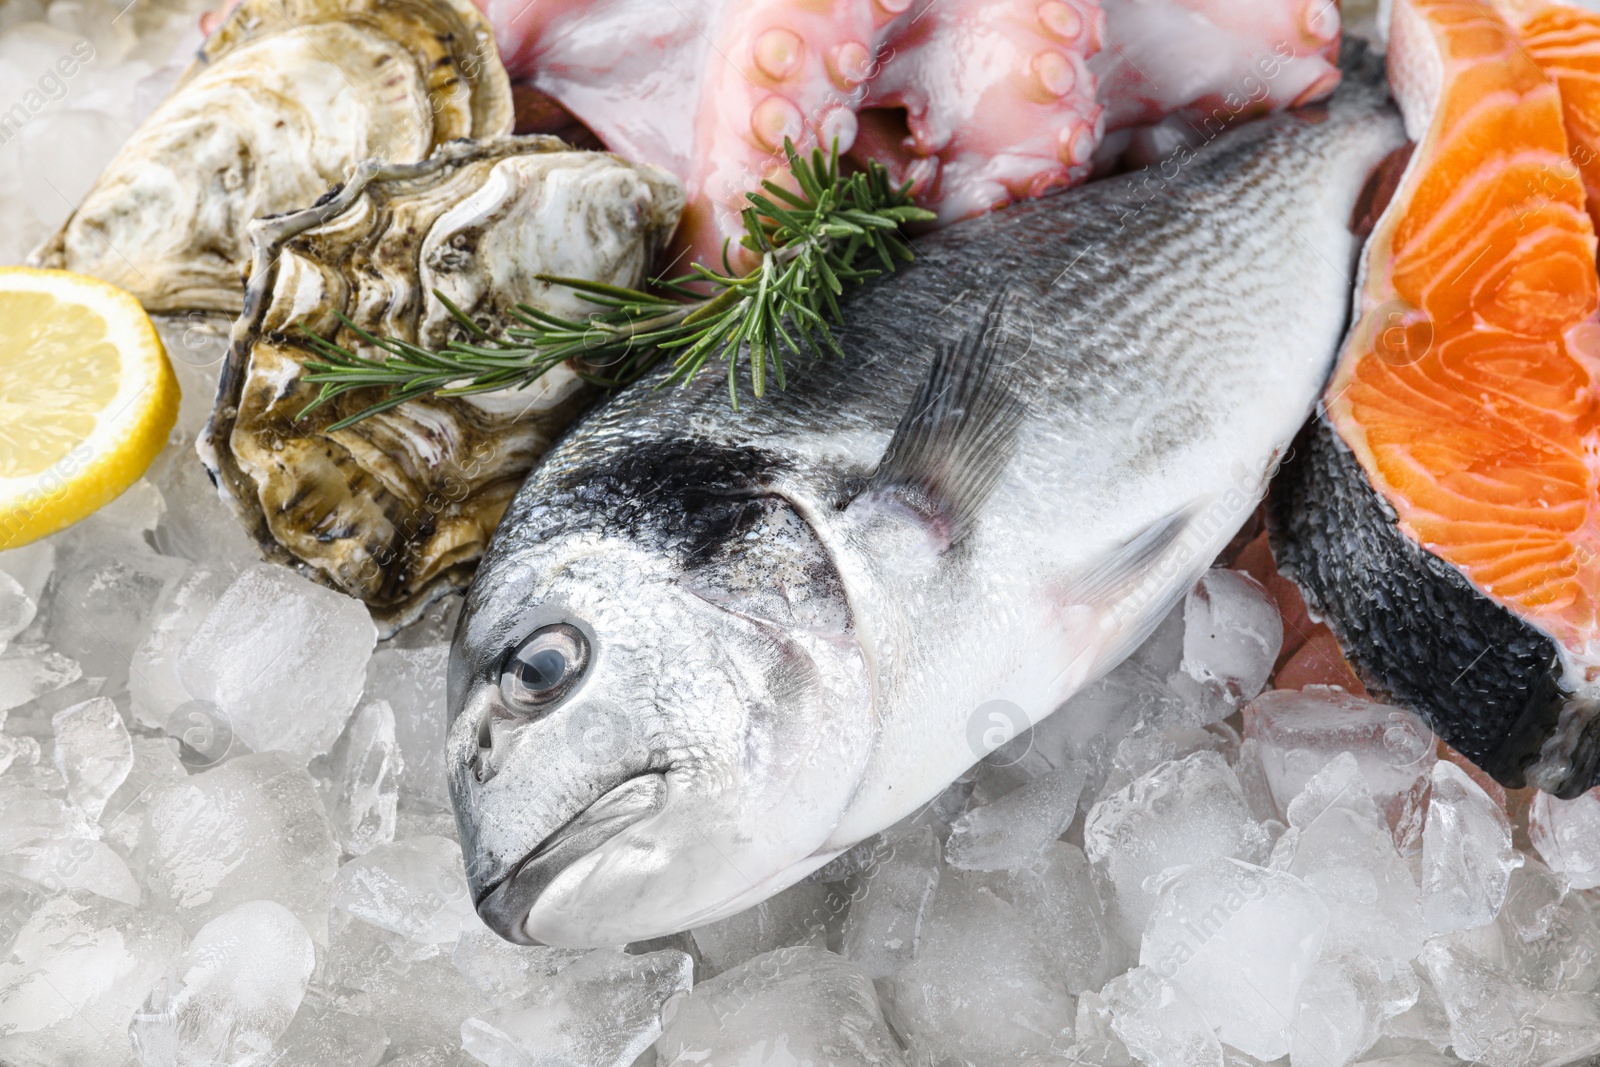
<box><xmin>1271</xmin><ymin>426</ymin><xmax>1581</xmax><ymax>791</ymax></box>
<box><xmin>1272</xmin><ymin>0</ymin><xmax>1600</xmax><ymax>799</ymax></box>
<box><xmin>447</xmin><ymin>43</ymin><xmax>1405</xmax><ymax>948</ymax></box>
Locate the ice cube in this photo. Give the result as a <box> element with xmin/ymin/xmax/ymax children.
<box><xmin>1030</xmin><ymin>658</ymin><xmax>1185</xmax><ymax>795</ymax></box>
<box><xmin>810</xmin><ymin>832</ymin><xmax>891</xmax><ymax>885</ymax></box>
<box><xmin>0</xmin><ymin>869</ymin><xmax>48</xmax><ymax>954</ymax></box>
<box><xmin>386</xmin><ymin>1046</ymin><xmax>481</xmax><ymax>1067</ymax></box>
<box><xmin>177</xmin><ymin>564</ymin><xmax>376</xmax><ymax>763</ymax></box>
<box><xmin>102</xmin><ymin>736</ymin><xmax>188</xmax><ymax>854</ymax></box>
<box><xmin>128</xmin><ymin>900</ymin><xmax>315</xmax><ymax>1067</ymax></box>
<box><xmin>19</xmin><ymin>102</ymin><xmax>134</xmax><ymax>227</ymax></box>
<box><xmin>657</xmin><ymin>946</ymin><xmax>905</xmax><ymax>1066</ymax></box>
<box><xmin>1244</xmin><ymin>688</ymin><xmax>1436</xmax><ymax>850</ymax></box>
<box><xmin>1139</xmin><ymin>857</ymin><xmax>1329</xmax><ymax>1061</ymax></box>
<box><xmin>323</xmin><ymin>699</ymin><xmax>404</xmax><ymax>855</ymax></box>
<box><xmin>0</xmin><ymin>837</ymin><xmax>140</xmax><ymax>906</ymax></box>
<box><xmin>1278</xmin><ymin>754</ymin><xmax>1424</xmax><ymax>963</ymax></box>
<box><xmin>0</xmin><ymin>539</ymin><xmax>46</xmax><ymax>649</ymax></box>
<box><xmin>881</xmin><ymin>873</ymin><xmax>1075</xmax><ymax>1064</ymax></box>
<box><xmin>967</xmin><ymin>738</ymin><xmax>1057</xmax><ymax>808</ymax></box>
<box><xmin>1130</xmin><ymin>599</ymin><xmax>1188</xmax><ymax>678</ymax></box>
<box><xmin>44</xmin><ymin>541</ymin><xmax>189</xmax><ymax>696</ymax></box>
<box><xmin>262</xmin><ymin>1000</ymin><xmax>390</xmax><ymax>1067</ymax></box>
<box><xmin>1179</xmin><ymin>569</ymin><xmax>1282</xmax><ymax>705</ymax></box>
<box><xmin>329</xmin><ymin>836</ymin><xmax>478</xmax><ymax>955</ymax></box>
<box><xmin>324</xmin><ymin>914</ymin><xmax>489</xmax><ymax>1055</ymax></box>
<box><xmin>1420</xmin><ymin>936</ymin><xmax>1600</xmax><ymax>1067</ymax></box>
<box><xmin>160</xmin><ymin>335</ymin><xmax>229</xmax><ymax>442</ymax></box>
<box><xmin>396</xmin><ymin>807</ymin><xmax>462</xmax><ymax>841</ymax></box>
<box><xmin>1062</xmin><ymin>990</ymin><xmax>1140</xmax><ymax>1067</ymax></box>
<box><xmin>1099</xmin><ymin>726</ymin><xmax>1235</xmax><ymax>801</ymax></box>
<box><xmin>0</xmin><ymin>570</ymin><xmax>34</xmax><ymax>652</ymax></box>
<box><xmin>1233</xmin><ymin>738</ymin><xmax>1282</xmax><ymax>824</ymax></box>
<box><xmin>365</xmin><ymin>645</ymin><xmax>451</xmax><ymax>812</ymax></box>
<box><xmin>460</xmin><ymin>948</ymin><xmax>692</xmax><ymax>1067</ymax></box>
<box><xmin>0</xmin><ymin>890</ymin><xmax>183</xmax><ymax>1067</ymax></box>
<box><xmin>841</xmin><ymin>826</ymin><xmax>941</xmax><ymax>979</ymax></box>
<box><xmin>128</xmin><ymin>567</ymin><xmax>231</xmax><ymax>731</ymax></box>
<box><xmin>1289</xmin><ymin>953</ymin><xmax>1387</xmax><ymax>1067</ymax></box>
<box><xmin>452</xmin><ymin>927</ymin><xmax>584</xmax><ymax>1003</ymax></box>
<box><xmin>51</xmin><ymin>696</ymin><xmax>132</xmax><ymax>822</ymax></box>
<box><xmin>0</xmin><ymin>733</ymin><xmax>39</xmax><ymax>777</ymax></box>
<box><xmin>0</xmin><ymin>644</ymin><xmax>82</xmax><ymax>714</ymax></box>
<box><xmin>1004</xmin><ymin>842</ymin><xmax>1117</xmax><ymax>994</ymax></box>
<box><xmin>0</xmin><ymin>539</ymin><xmax>55</xmax><ymax>607</ymax></box>
<box><xmin>1496</xmin><ymin>857</ymin><xmax>1566</xmax><ymax>944</ymax></box>
<box><xmin>1420</xmin><ymin>761</ymin><xmax>1521</xmax><ymax>935</ymax></box>
<box><xmin>142</xmin><ymin>751</ymin><xmax>340</xmax><ymax>939</ymax></box>
<box><xmin>4</xmin><ymin>674</ymin><xmax>105</xmax><ymax>759</ymax></box>
<box><xmin>927</xmin><ymin>772</ymin><xmax>976</xmax><ymax>827</ymax></box>
<box><xmin>147</xmin><ymin>446</ymin><xmax>261</xmax><ymax>573</ymax></box>
<box><xmin>1377</xmin><ymin>961</ymin><xmax>1453</xmax><ymax>1054</ymax></box>
<box><xmin>83</xmin><ymin>479</ymin><xmax>165</xmax><ymax>539</ymax></box>
<box><xmin>1496</xmin><ymin>859</ymin><xmax>1600</xmax><ymax>994</ymax></box>
<box><xmin>1083</xmin><ymin>751</ymin><xmax>1272</xmax><ymax>946</ymax></box>
<box><xmin>691</xmin><ymin>879</ymin><xmax>835</xmax><ymax>978</ymax></box>
<box><xmin>0</xmin><ymin>780</ymin><xmax>91</xmax><ymax>851</ymax></box>
<box><xmin>946</xmin><ymin>762</ymin><xmax>1090</xmax><ymax>872</ymax></box>
<box><xmin>1528</xmin><ymin>787</ymin><xmax>1600</xmax><ymax>891</ymax></box>
<box><xmin>1100</xmin><ymin>966</ymin><xmax>1223</xmax><ymax>1067</ymax></box>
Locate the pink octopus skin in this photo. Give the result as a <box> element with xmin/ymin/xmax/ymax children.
<box><xmin>476</xmin><ymin>0</ymin><xmax>1106</xmax><ymax>267</ymax></box>
<box><xmin>1091</xmin><ymin>0</ymin><xmax>1343</xmax><ymax>165</ymax></box>
<box><xmin>853</xmin><ymin>0</ymin><xmax>1106</xmax><ymax>224</ymax></box>
<box><xmin>472</xmin><ymin>0</ymin><xmax>1341</xmax><ymax>267</ymax></box>
<box><xmin>201</xmin><ymin>0</ymin><xmax>1342</xmax><ymax>266</ymax></box>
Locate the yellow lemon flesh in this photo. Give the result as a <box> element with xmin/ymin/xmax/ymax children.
<box><xmin>0</xmin><ymin>268</ymin><xmax>178</xmax><ymax>550</ymax></box>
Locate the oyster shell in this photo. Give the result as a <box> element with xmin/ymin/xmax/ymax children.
<box><xmin>30</xmin><ymin>0</ymin><xmax>511</xmax><ymax>315</ymax></box>
<box><xmin>198</xmin><ymin>136</ymin><xmax>684</xmax><ymax>632</ymax></box>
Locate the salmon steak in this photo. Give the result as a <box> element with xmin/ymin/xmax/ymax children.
<box><xmin>1271</xmin><ymin>0</ymin><xmax>1600</xmax><ymax>797</ymax></box>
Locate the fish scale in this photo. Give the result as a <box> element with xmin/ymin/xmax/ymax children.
<box><xmin>446</xmin><ymin>42</ymin><xmax>1407</xmax><ymax>948</ymax></box>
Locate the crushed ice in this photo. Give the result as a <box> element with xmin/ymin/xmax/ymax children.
<box><xmin>8</xmin><ymin>422</ymin><xmax>1596</xmax><ymax>1067</ymax></box>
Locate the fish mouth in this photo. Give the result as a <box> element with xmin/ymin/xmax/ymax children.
<box><xmin>475</xmin><ymin>774</ymin><xmax>667</xmax><ymax>945</ymax></box>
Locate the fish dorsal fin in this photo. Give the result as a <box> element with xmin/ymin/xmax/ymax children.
<box><xmin>856</xmin><ymin>291</ymin><xmax>1027</xmax><ymax>549</ymax></box>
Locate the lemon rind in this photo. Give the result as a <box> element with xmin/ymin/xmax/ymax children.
<box><xmin>0</xmin><ymin>267</ymin><xmax>180</xmax><ymax>550</ymax></box>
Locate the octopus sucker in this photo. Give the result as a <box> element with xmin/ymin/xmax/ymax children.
<box><xmin>475</xmin><ymin>0</ymin><xmax>1341</xmax><ymax>264</ymax></box>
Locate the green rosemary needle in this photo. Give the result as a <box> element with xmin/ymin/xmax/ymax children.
<box><xmin>296</xmin><ymin>138</ymin><xmax>936</xmax><ymax>430</ymax></box>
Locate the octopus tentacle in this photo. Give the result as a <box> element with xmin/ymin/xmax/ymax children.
<box><xmin>208</xmin><ymin>0</ymin><xmax>1343</xmax><ymax>265</ymax></box>
<box><xmin>1091</xmin><ymin>0</ymin><xmax>1342</xmax><ymax>165</ymax></box>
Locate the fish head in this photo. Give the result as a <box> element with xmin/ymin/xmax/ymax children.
<box><xmin>447</xmin><ymin>464</ymin><xmax>872</xmax><ymax>948</ymax></box>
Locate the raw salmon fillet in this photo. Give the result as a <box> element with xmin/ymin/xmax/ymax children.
<box><xmin>1332</xmin><ymin>0</ymin><xmax>1600</xmax><ymax>651</ymax></box>
<box><xmin>1271</xmin><ymin>0</ymin><xmax>1600</xmax><ymax>796</ymax></box>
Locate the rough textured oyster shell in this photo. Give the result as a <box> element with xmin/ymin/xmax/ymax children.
<box><xmin>198</xmin><ymin>136</ymin><xmax>684</xmax><ymax>633</ymax></box>
<box><xmin>31</xmin><ymin>0</ymin><xmax>512</xmax><ymax>315</ymax></box>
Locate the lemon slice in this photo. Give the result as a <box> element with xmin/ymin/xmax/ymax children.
<box><xmin>0</xmin><ymin>268</ymin><xmax>179</xmax><ymax>550</ymax></box>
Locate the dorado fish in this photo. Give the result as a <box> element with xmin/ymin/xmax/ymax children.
<box><xmin>447</xmin><ymin>45</ymin><xmax>1406</xmax><ymax>948</ymax></box>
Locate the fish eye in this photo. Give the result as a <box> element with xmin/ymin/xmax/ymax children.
<box><xmin>500</xmin><ymin>624</ymin><xmax>589</xmax><ymax>711</ymax></box>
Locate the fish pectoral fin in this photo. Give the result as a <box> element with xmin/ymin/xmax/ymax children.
<box><xmin>853</xmin><ymin>289</ymin><xmax>1026</xmax><ymax>549</ymax></box>
<box><xmin>1061</xmin><ymin>506</ymin><xmax>1199</xmax><ymax>608</ymax></box>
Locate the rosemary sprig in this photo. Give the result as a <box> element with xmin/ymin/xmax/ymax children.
<box><xmin>296</xmin><ymin>138</ymin><xmax>935</xmax><ymax>430</ymax></box>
